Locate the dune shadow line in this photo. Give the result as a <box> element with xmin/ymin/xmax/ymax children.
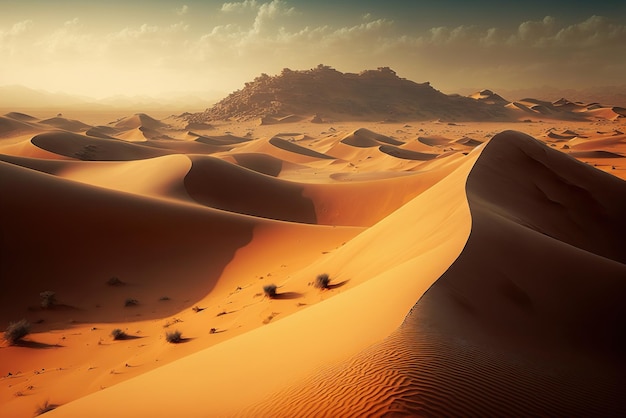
<box><xmin>327</xmin><ymin>280</ymin><xmax>350</xmax><ymax>290</ymax></box>
<box><xmin>15</xmin><ymin>340</ymin><xmax>63</xmax><ymax>349</ymax></box>
<box><xmin>273</xmin><ymin>292</ymin><xmax>303</xmax><ymax>300</ymax></box>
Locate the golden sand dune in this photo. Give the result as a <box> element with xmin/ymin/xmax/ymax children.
<box><xmin>1</xmin><ymin>108</ymin><xmax>625</xmax><ymax>417</ymax></box>
<box><xmin>340</xmin><ymin>128</ymin><xmax>404</xmax><ymax>147</ymax></box>
<box><xmin>184</xmin><ymin>155</ymin><xmax>318</xmax><ymax>223</ymax></box>
<box><xmin>38</xmin><ymin>117</ymin><xmax>92</xmax><ymax>133</ymax></box>
<box><xmin>114</xmin><ymin>113</ymin><xmax>169</xmax><ymax>131</ymax></box>
<box><xmin>268</xmin><ymin>136</ymin><xmax>335</xmax><ymax>159</ymax></box>
<box><xmin>237</xmin><ymin>131</ymin><xmax>626</xmax><ymax>417</ymax></box>
<box><xmin>417</xmin><ymin>134</ymin><xmax>452</xmax><ymax>146</ymax></box>
<box><xmin>223</xmin><ymin>152</ymin><xmax>287</xmax><ymax>176</ymax></box>
<box><xmin>0</xmin><ymin>116</ymin><xmax>40</xmax><ymax>138</ymax></box>
<box><xmin>3</xmin><ymin>112</ymin><xmax>39</xmax><ymax>122</ymax></box>
<box><xmin>378</xmin><ymin>144</ymin><xmax>439</xmax><ymax>160</ymax></box>
<box><xmin>84</xmin><ymin>126</ymin><xmax>118</xmax><ymax>139</ymax></box>
<box><xmin>31</xmin><ymin>131</ymin><xmax>169</xmax><ymax>160</ymax></box>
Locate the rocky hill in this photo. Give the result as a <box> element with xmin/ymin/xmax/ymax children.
<box><xmin>187</xmin><ymin>65</ymin><xmax>514</xmax><ymax>123</ymax></box>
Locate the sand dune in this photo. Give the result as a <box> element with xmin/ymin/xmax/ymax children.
<box><xmin>268</xmin><ymin>136</ymin><xmax>335</xmax><ymax>159</ymax></box>
<box><xmin>31</xmin><ymin>131</ymin><xmax>169</xmax><ymax>160</ymax></box>
<box><xmin>378</xmin><ymin>144</ymin><xmax>439</xmax><ymax>160</ymax></box>
<box><xmin>114</xmin><ymin>113</ymin><xmax>169</xmax><ymax>131</ymax></box>
<box><xmin>84</xmin><ymin>126</ymin><xmax>118</xmax><ymax>139</ymax></box>
<box><xmin>37</xmin><ymin>127</ymin><xmax>480</xmax><ymax>418</ymax></box>
<box><xmin>0</xmin><ymin>116</ymin><xmax>39</xmax><ymax>138</ymax></box>
<box><xmin>236</xmin><ymin>131</ymin><xmax>626</xmax><ymax>417</ymax></box>
<box><xmin>184</xmin><ymin>155</ymin><xmax>318</xmax><ymax>223</ymax></box>
<box><xmin>3</xmin><ymin>112</ymin><xmax>39</xmax><ymax>122</ymax></box>
<box><xmin>224</xmin><ymin>152</ymin><xmax>287</xmax><ymax>176</ymax></box>
<box><xmin>417</xmin><ymin>134</ymin><xmax>452</xmax><ymax>146</ymax></box>
<box><xmin>454</xmin><ymin>136</ymin><xmax>483</xmax><ymax>147</ymax></box>
<box><xmin>340</xmin><ymin>128</ymin><xmax>404</xmax><ymax>147</ymax></box>
<box><xmin>193</xmin><ymin>133</ymin><xmax>251</xmax><ymax>146</ymax></box>
<box><xmin>38</xmin><ymin>117</ymin><xmax>92</xmax><ymax>132</ymax></box>
<box><xmin>1</xmin><ymin>108</ymin><xmax>625</xmax><ymax>417</ymax></box>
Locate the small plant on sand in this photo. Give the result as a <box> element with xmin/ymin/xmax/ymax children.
<box><xmin>124</xmin><ymin>298</ymin><xmax>139</xmax><ymax>307</ymax></box>
<box><xmin>4</xmin><ymin>319</ymin><xmax>31</xmax><ymax>345</ymax></box>
<box><xmin>165</xmin><ymin>330</ymin><xmax>183</xmax><ymax>344</ymax></box>
<box><xmin>314</xmin><ymin>273</ymin><xmax>330</xmax><ymax>289</ymax></box>
<box><xmin>263</xmin><ymin>284</ymin><xmax>278</xmax><ymax>299</ymax></box>
<box><xmin>39</xmin><ymin>291</ymin><xmax>56</xmax><ymax>309</ymax></box>
<box><xmin>111</xmin><ymin>328</ymin><xmax>128</xmax><ymax>340</ymax></box>
<box><xmin>106</xmin><ymin>276</ymin><xmax>125</xmax><ymax>286</ymax></box>
<box><xmin>35</xmin><ymin>400</ymin><xmax>56</xmax><ymax>415</ymax></box>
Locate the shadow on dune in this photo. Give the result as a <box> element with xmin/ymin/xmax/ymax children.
<box><xmin>113</xmin><ymin>335</ymin><xmax>144</xmax><ymax>341</ymax></box>
<box><xmin>327</xmin><ymin>280</ymin><xmax>349</xmax><ymax>290</ymax></box>
<box><xmin>273</xmin><ymin>292</ymin><xmax>303</xmax><ymax>300</ymax></box>
<box><xmin>14</xmin><ymin>340</ymin><xmax>63</xmax><ymax>349</ymax></box>
<box><xmin>184</xmin><ymin>156</ymin><xmax>318</xmax><ymax>224</ymax></box>
<box><xmin>0</xmin><ymin>160</ymin><xmax>255</xmax><ymax>324</ymax></box>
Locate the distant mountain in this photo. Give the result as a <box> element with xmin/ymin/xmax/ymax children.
<box><xmin>459</xmin><ymin>85</ymin><xmax>626</xmax><ymax>108</ymax></box>
<box><xmin>0</xmin><ymin>85</ymin><xmax>92</xmax><ymax>108</ymax></box>
<box><xmin>0</xmin><ymin>85</ymin><xmax>221</xmax><ymax>111</ymax></box>
<box><xmin>189</xmin><ymin>65</ymin><xmax>514</xmax><ymax>123</ymax></box>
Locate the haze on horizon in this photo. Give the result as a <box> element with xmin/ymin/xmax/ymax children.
<box><xmin>1</xmin><ymin>0</ymin><xmax>625</xmax><ymax>101</ymax></box>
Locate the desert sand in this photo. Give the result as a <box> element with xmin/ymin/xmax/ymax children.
<box><xmin>1</xmin><ymin>87</ymin><xmax>625</xmax><ymax>418</ymax></box>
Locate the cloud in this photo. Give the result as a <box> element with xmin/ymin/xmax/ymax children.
<box><xmin>514</xmin><ymin>16</ymin><xmax>556</xmax><ymax>44</ymax></box>
<box><xmin>554</xmin><ymin>15</ymin><xmax>626</xmax><ymax>46</ymax></box>
<box><xmin>252</xmin><ymin>0</ymin><xmax>295</xmax><ymax>34</ymax></box>
<box><xmin>221</xmin><ymin>0</ymin><xmax>258</xmax><ymax>13</ymax></box>
<box><xmin>34</xmin><ymin>17</ymin><xmax>95</xmax><ymax>56</ymax></box>
<box><xmin>0</xmin><ymin>20</ymin><xmax>34</xmax><ymax>56</ymax></box>
<box><xmin>177</xmin><ymin>5</ymin><xmax>189</xmax><ymax>16</ymax></box>
<box><xmin>4</xmin><ymin>20</ymin><xmax>34</xmax><ymax>37</ymax></box>
<box><xmin>1</xmin><ymin>4</ymin><xmax>625</xmax><ymax>99</ymax></box>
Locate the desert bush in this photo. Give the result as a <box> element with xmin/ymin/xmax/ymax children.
<box><xmin>314</xmin><ymin>273</ymin><xmax>330</xmax><ymax>289</ymax></box>
<box><xmin>124</xmin><ymin>298</ymin><xmax>139</xmax><ymax>307</ymax></box>
<box><xmin>159</xmin><ymin>296</ymin><xmax>171</xmax><ymax>301</ymax></box>
<box><xmin>4</xmin><ymin>319</ymin><xmax>31</xmax><ymax>345</ymax></box>
<box><xmin>35</xmin><ymin>400</ymin><xmax>56</xmax><ymax>415</ymax></box>
<box><xmin>165</xmin><ymin>330</ymin><xmax>183</xmax><ymax>343</ymax></box>
<box><xmin>39</xmin><ymin>291</ymin><xmax>56</xmax><ymax>309</ymax></box>
<box><xmin>111</xmin><ymin>328</ymin><xmax>128</xmax><ymax>340</ymax></box>
<box><xmin>106</xmin><ymin>276</ymin><xmax>125</xmax><ymax>286</ymax></box>
<box><xmin>263</xmin><ymin>284</ymin><xmax>278</xmax><ymax>298</ymax></box>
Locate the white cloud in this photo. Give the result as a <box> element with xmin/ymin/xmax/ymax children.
<box><xmin>34</xmin><ymin>17</ymin><xmax>94</xmax><ymax>56</ymax></box>
<box><xmin>251</xmin><ymin>0</ymin><xmax>295</xmax><ymax>34</ymax></box>
<box><xmin>221</xmin><ymin>0</ymin><xmax>258</xmax><ymax>13</ymax></box>
<box><xmin>554</xmin><ymin>15</ymin><xmax>626</xmax><ymax>46</ymax></box>
<box><xmin>0</xmin><ymin>20</ymin><xmax>34</xmax><ymax>56</ymax></box>
<box><xmin>7</xmin><ymin>20</ymin><xmax>34</xmax><ymax>37</ymax></box>
<box><xmin>514</xmin><ymin>16</ymin><xmax>556</xmax><ymax>44</ymax></box>
<box><xmin>177</xmin><ymin>5</ymin><xmax>189</xmax><ymax>16</ymax></box>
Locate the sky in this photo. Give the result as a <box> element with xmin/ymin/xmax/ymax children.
<box><xmin>1</xmin><ymin>0</ymin><xmax>625</xmax><ymax>100</ymax></box>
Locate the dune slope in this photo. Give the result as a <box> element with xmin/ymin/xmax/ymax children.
<box><xmin>39</xmin><ymin>131</ymin><xmax>480</xmax><ymax>418</ymax></box>
<box><xmin>240</xmin><ymin>131</ymin><xmax>626</xmax><ymax>416</ymax></box>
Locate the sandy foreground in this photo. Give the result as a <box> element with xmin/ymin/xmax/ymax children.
<box><xmin>0</xmin><ymin>109</ymin><xmax>625</xmax><ymax>417</ymax></box>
